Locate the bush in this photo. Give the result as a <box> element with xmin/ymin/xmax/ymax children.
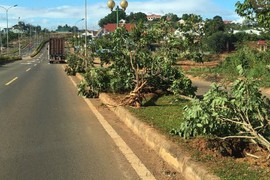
<box><xmin>65</xmin><ymin>53</ymin><xmax>85</xmax><ymax>75</ymax></box>
<box><xmin>213</xmin><ymin>46</ymin><xmax>270</xmax><ymax>85</ymax></box>
<box><xmin>78</xmin><ymin>67</ymin><xmax>111</xmax><ymax>98</ymax></box>
<box><xmin>172</xmin><ymin>65</ymin><xmax>270</xmax><ymax>153</ymax></box>
<box><xmin>0</xmin><ymin>55</ymin><xmax>22</xmax><ymax>64</ymax></box>
<box><xmin>204</xmin><ymin>32</ymin><xmax>229</xmax><ymax>53</ymax></box>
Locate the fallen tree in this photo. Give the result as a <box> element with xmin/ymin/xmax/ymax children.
<box><xmin>172</xmin><ymin>65</ymin><xmax>270</xmax><ymax>158</ymax></box>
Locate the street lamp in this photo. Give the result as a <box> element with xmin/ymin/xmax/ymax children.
<box><xmin>0</xmin><ymin>4</ymin><xmax>18</xmax><ymax>52</ymax></box>
<box><xmin>107</xmin><ymin>0</ymin><xmax>128</xmax><ymax>27</ymax></box>
<box><xmin>73</xmin><ymin>18</ymin><xmax>84</xmax><ymax>49</ymax></box>
<box><xmin>74</xmin><ymin>18</ymin><xmax>85</xmax><ymax>33</ymax></box>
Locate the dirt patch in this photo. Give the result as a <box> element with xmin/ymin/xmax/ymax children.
<box><xmin>176</xmin><ymin>53</ymin><xmax>229</xmax><ymax>71</ymax></box>
<box><xmin>177</xmin><ymin>60</ymin><xmax>220</xmax><ymax>71</ymax></box>
<box><xmin>188</xmin><ymin>137</ymin><xmax>270</xmax><ymax>173</ymax></box>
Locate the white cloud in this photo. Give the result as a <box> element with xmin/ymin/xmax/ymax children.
<box><xmin>1</xmin><ymin>0</ymin><xmax>240</xmax><ymax>30</ymax></box>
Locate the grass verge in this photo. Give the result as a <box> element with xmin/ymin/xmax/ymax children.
<box><xmin>125</xmin><ymin>94</ymin><xmax>270</xmax><ymax>180</ymax></box>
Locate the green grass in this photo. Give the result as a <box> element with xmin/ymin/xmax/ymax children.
<box><xmin>214</xmin><ymin>159</ymin><xmax>270</xmax><ymax>180</ymax></box>
<box><xmin>128</xmin><ymin>95</ymin><xmax>189</xmax><ymax>134</ymax></box>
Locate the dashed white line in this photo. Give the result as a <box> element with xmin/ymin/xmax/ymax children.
<box><xmin>5</xmin><ymin>77</ymin><xmax>18</xmax><ymax>86</ymax></box>
<box><xmin>34</xmin><ymin>64</ymin><xmax>37</xmax><ymax>66</ymax></box>
<box><xmin>26</xmin><ymin>68</ymin><xmax>31</xmax><ymax>72</ymax></box>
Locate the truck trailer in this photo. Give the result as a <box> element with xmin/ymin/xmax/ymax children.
<box><xmin>48</xmin><ymin>38</ymin><xmax>65</xmax><ymax>63</ymax></box>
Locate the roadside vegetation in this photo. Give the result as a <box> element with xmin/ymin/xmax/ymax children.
<box><xmin>0</xmin><ymin>55</ymin><xmax>22</xmax><ymax>65</ymax></box>
<box><xmin>187</xmin><ymin>46</ymin><xmax>270</xmax><ymax>87</ymax></box>
<box><xmin>64</xmin><ymin>0</ymin><xmax>270</xmax><ymax>179</ymax></box>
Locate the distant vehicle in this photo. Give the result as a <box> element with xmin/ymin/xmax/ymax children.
<box><xmin>48</xmin><ymin>38</ymin><xmax>65</xmax><ymax>63</ymax></box>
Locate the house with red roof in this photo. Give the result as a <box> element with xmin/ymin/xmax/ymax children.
<box><xmin>94</xmin><ymin>23</ymin><xmax>135</xmax><ymax>38</ymax></box>
<box><xmin>103</xmin><ymin>23</ymin><xmax>134</xmax><ymax>33</ymax></box>
<box><xmin>257</xmin><ymin>40</ymin><xmax>268</xmax><ymax>52</ymax></box>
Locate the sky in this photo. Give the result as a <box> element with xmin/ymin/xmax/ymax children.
<box><xmin>0</xmin><ymin>0</ymin><xmax>244</xmax><ymax>30</ymax></box>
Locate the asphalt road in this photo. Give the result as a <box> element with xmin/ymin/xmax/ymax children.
<box><xmin>0</xmin><ymin>49</ymin><xmax>139</xmax><ymax>180</ymax></box>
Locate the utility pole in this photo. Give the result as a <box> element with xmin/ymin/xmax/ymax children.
<box><xmin>0</xmin><ymin>4</ymin><xmax>18</xmax><ymax>53</ymax></box>
<box><xmin>18</xmin><ymin>17</ymin><xmax>21</xmax><ymax>56</ymax></box>
<box><xmin>84</xmin><ymin>0</ymin><xmax>88</xmax><ymax>58</ymax></box>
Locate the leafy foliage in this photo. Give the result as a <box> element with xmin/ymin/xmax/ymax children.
<box><xmin>236</xmin><ymin>0</ymin><xmax>270</xmax><ymax>28</ymax></box>
<box><xmin>98</xmin><ymin>9</ymin><xmax>127</xmax><ymax>27</ymax></box>
<box><xmin>161</xmin><ymin>13</ymin><xmax>180</xmax><ymax>22</ymax></box>
<box><xmin>80</xmin><ymin>67</ymin><xmax>111</xmax><ymax>98</ymax></box>
<box><xmin>0</xmin><ymin>55</ymin><xmax>22</xmax><ymax>65</ymax></box>
<box><xmin>87</xmin><ymin>21</ymin><xmax>196</xmax><ymax>106</ymax></box>
<box><xmin>169</xmin><ymin>76</ymin><xmax>197</xmax><ymax>97</ymax></box>
<box><xmin>213</xmin><ymin>46</ymin><xmax>270</xmax><ymax>86</ymax></box>
<box><xmin>172</xmin><ymin>65</ymin><xmax>270</xmax><ymax>152</ymax></box>
<box><xmin>77</xmin><ymin>80</ymin><xmax>98</xmax><ymax>98</ymax></box>
<box><xmin>127</xmin><ymin>12</ymin><xmax>148</xmax><ymax>23</ymax></box>
<box><xmin>177</xmin><ymin>14</ymin><xmax>205</xmax><ymax>62</ymax></box>
<box><xmin>56</xmin><ymin>24</ymin><xmax>74</xmax><ymax>32</ymax></box>
<box><xmin>65</xmin><ymin>53</ymin><xmax>85</xmax><ymax>75</ymax></box>
<box><xmin>203</xmin><ymin>32</ymin><xmax>233</xmax><ymax>54</ymax></box>
<box><xmin>204</xmin><ymin>16</ymin><xmax>225</xmax><ymax>36</ymax></box>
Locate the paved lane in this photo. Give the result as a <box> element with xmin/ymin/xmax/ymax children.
<box><xmin>0</xmin><ymin>49</ymin><xmax>138</xmax><ymax>180</ymax></box>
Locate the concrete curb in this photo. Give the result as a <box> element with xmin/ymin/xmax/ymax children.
<box><xmin>76</xmin><ymin>73</ymin><xmax>220</xmax><ymax>180</ymax></box>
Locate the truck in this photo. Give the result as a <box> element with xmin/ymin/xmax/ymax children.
<box><xmin>48</xmin><ymin>37</ymin><xmax>65</xmax><ymax>63</ymax></box>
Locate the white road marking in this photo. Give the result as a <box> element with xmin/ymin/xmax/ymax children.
<box><xmin>26</xmin><ymin>68</ymin><xmax>31</xmax><ymax>72</ymax></box>
<box><xmin>34</xmin><ymin>64</ymin><xmax>37</xmax><ymax>66</ymax></box>
<box><xmin>67</xmin><ymin>73</ymin><xmax>156</xmax><ymax>180</ymax></box>
<box><xmin>5</xmin><ymin>77</ymin><xmax>18</xmax><ymax>86</ymax></box>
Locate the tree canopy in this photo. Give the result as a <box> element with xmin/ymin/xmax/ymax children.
<box><xmin>236</xmin><ymin>0</ymin><xmax>270</xmax><ymax>28</ymax></box>
<box><xmin>127</xmin><ymin>12</ymin><xmax>147</xmax><ymax>23</ymax></box>
<box><xmin>161</xmin><ymin>13</ymin><xmax>180</xmax><ymax>22</ymax></box>
<box><xmin>204</xmin><ymin>16</ymin><xmax>225</xmax><ymax>36</ymax></box>
<box><xmin>56</xmin><ymin>24</ymin><xmax>74</xmax><ymax>32</ymax></box>
<box><xmin>98</xmin><ymin>10</ymin><xmax>127</xmax><ymax>27</ymax></box>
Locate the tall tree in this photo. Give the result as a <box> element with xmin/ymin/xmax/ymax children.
<box><xmin>127</xmin><ymin>12</ymin><xmax>147</xmax><ymax>23</ymax></box>
<box><xmin>204</xmin><ymin>15</ymin><xmax>225</xmax><ymax>36</ymax></box>
<box><xmin>99</xmin><ymin>10</ymin><xmax>127</xmax><ymax>27</ymax></box>
<box><xmin>162</xmin><ymin>13</ymin><xmax>180</xmax><ymax>22</ymax></box>
<box><xmin>178</xmin><ymin>14</ymin><xmax>205</xmax><ymax>62</ymax></box>
<box><xmin>236</xmin><ymin>0</ymin><xmax>270</xmax><ymax>28</ymax></box>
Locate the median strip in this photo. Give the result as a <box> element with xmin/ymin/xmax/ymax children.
<box><xmin>5</xmin><ymin>77</ymin><xmax>18</xmax><ymax>86</ymax></box>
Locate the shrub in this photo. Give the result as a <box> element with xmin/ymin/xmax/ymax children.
<box><xmin>172</xmin><ymin>65</ymin><xmax>270</xmax><ymax>153</ymax></box>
